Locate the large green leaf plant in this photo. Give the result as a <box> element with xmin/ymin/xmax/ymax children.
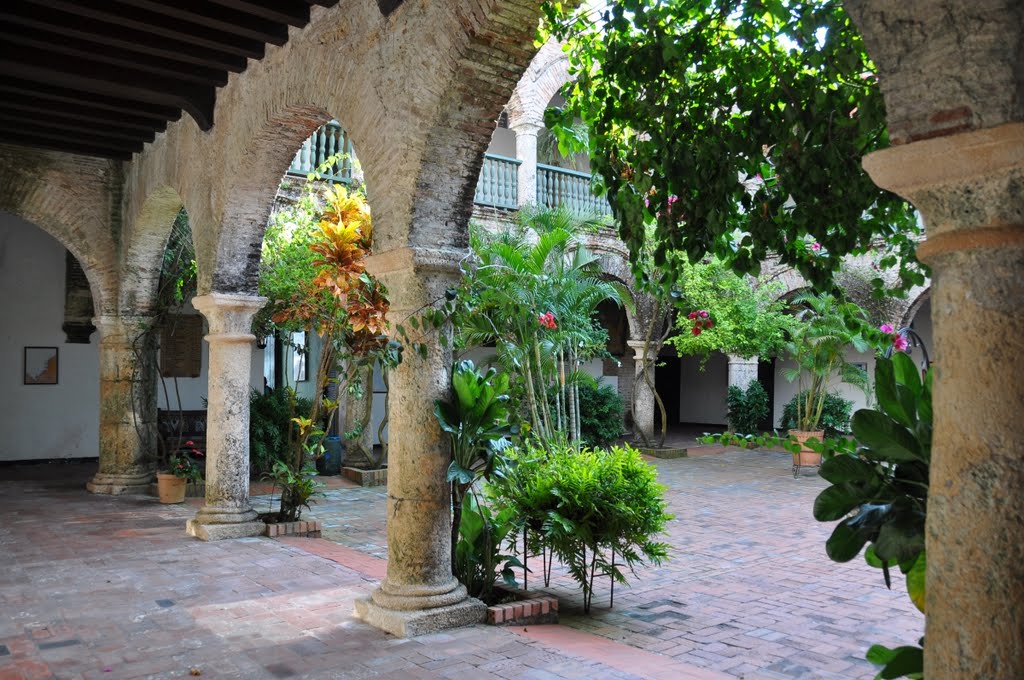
<box><xmin>435</xmin><ymin>359</ymin><xmax>514</xmax><ymax>587</ymax></box>
<box><xmin>813</xmin><ymin>351</ymin><xmax>929</xmax><ymax>679</ymax></box>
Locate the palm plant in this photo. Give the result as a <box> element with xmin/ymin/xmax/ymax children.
<box><xmin>458</xmin><ymin>208</ymin><xmax>628</xmax><ymax>444</ymax></box>
<box><xmin>784</xmin><ymin>291</ymin><xmax>870</xmax><ymax>433</ymax></box>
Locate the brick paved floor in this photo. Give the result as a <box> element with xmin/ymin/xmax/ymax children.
<box><xmin>0</xmin><ymin>448</ymin><xmax>922</xmax><ymax>679</ymax></box>
<box><xmin>286</xmin><ymin>448</ymin><xmax>923</xmax><ymax>679</ymax></box>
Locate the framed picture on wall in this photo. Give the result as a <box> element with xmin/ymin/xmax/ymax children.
<box><xmin>24</xmin><ymin>346</ymin><xmax>58</xmax><ymax>385</ymax></box>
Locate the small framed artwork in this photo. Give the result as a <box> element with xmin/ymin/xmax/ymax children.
<box><xmin>24</xmin><ymin>346</ymin><xmax>58</xmax><ymax>385</ymax></box>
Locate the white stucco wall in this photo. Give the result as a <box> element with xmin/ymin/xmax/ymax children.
<box><xmin>0</xmin><ymin>214</ymin><xmax>100</xmax><ymax>461</ymax></box>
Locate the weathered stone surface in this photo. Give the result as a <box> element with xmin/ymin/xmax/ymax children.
<box><xmin>354</xmin><ymin>594</ymin><xmax>486</xmax><ymax>638</ymax></box>
<box><xmin>627</xmin><ymin>340</ymin><xmax>657</xmax><ymax>445</ymax></box>
<box><xmin>727</xmin><ymin>355</ymin><xmax>759</xmax><ymax>390</ymax></box>
<box><xmin>187</xmin><ymin>294</ymin><xmax>266</xmax><ymax>540</ymax></box>
<box><xmin>88</xmin><ymin>314</ymin><xmax>158</xmax><ymax>495</ymax></box>
<box><xmin>864</xmin><ymin>122</ymin><xmax>1024</xmax><ymax>679</ymax></box>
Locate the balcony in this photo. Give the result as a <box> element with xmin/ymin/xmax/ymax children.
<box><xmin>289</xmin><ymin>124</ymin><xmax>609</xmax><ymax>217</ymax></box>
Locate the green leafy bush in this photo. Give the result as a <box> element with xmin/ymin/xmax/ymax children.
<box><xmin>577</xmin><ymin>382</ymin><xmax>625</xmax><ymax>448</ymax></box>
<box><xmin>782</xmin><ymin>390</ymin><xmax>853</xmax><ymax>438</ymax></box>
<box><xmin>453</xmin><ymin>493</ymin><xmax>523</xmax><ymax>604</ymax></box>
<box><xmin>249</xmin><ymin>387</ymin><xmax>312</xmax><ymax>478</ymax></box>
<box><xmin>489</xmin><ymin>442</ymin><xmax>671</xmax><ymax>612</ymax></box>
<box><xmin>726</xmin><ymin>380</ymin><xmax>770</xmax><ymax>435</ymax></box>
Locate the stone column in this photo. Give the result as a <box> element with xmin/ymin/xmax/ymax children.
<box><xmin>727</xmin><ymin>354</ymin><xmax>759</xmax><ymax>390</ymax></box>
<box><xmin>512</xmin><ymin>120</ymin><xmax>542</xmax><ymax>206</ymax></box>
<box><xmin>355</xmin><ymin>247</ymin><xmax>486</xmax><ymax>637</ymax></box>
<box><xmin>87</xmin><ymin>314</ymin><xmax>158</xmax><ymax>495</ymax></box>
<box><xmin>627</xmin><ymin>340</ymin><xmax>657</xmax><ymax>445</ymax></box>
<box><xmin>863</xmin><ymin>122</ymin><xmax>1024</xmax><ymax>679</ymax></box>
<box><xmin>186</xmin><ymin>293</ymin><xmax>266</xmax><ymax>541</ymax></box>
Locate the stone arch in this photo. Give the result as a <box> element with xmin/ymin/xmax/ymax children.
<box><xmin>119</xmin><ymin>186</ymin><xmax>187</xmax><ymax>314</ymax></box>
<box><xmin>899</xmin><ymin>285</ymin><xmax>931</xmax><ymax>328</ymax></box>
<box><xmin>0</xmin><ymin>146</ymin><xmax>118</xmax><ymax>314</ymax></box>
<box><xmin>507</xmin><ymin>40</ymin><xmax>572</xmax><ymax>129</ymax></box>
<box><xmin>581</xmin><ymin>235</ymin><xmax>641</xmax><ymax>336</ymax></box>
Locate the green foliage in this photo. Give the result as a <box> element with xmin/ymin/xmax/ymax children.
<box><xmin>249</xmin><ymin>387</ymin><xmax>313</xmax><ymax>478</ymax></box>
<box><xmin>168</xmin><ymin>450</ymin><xmax>203</xmax><ymax>483</ymax></box>
<box><xmin>435</xmin><ymin>359</ymin><xmax>514</xmax><ymax>574</ymax></box>
<box><xmin>265</xmin><ymin>459</ymin><xmax>324</xmax><ymax>523</ymax></box>
<box><xmin>542</xmin><ymin>0</ymin><xmax>925</xmax><ymax>297</ymax></box>
<box><xmin>488</xmin><ymin>442</ymin><xmax>671</xmax><ymax>612</ymax></box>
<box><xmin>453</xmin><ymin>493</ymin><xmax>523</xmax><ymax>604</ymax></box>
<box><xmin>812</xmin><ymin>352</ymin><xmax>930</xmax><ymax>678</ymax></box>
<box><xmin>783</xmin><ymin>292</ymin><xmax>870</xmax><ymax>431</ymax></box>
<box><xmin>669</xmin><ymin>257</ymin><xmax>795</xmax><ymax>362</ymax></box>
<box><xmin>157</xmin><ymin>209</ymin><xmax>197</xmax><ymax>310</ymax></box>
<box><xmin>781</xmin><ymin>390</ymin><xmax>853</xmax><ymax>438</ymax></box>
<box><xmin>455</xmin><ymin>208</ymin><xmax>627</xmax><ymax>443</ymax></box>
<box><xmin>726</xmin><ymin>381</ymin><xmax>770</xmax><ymax>435</ymax></box>
<box><xmin>577</xmin><ymin>382</ymin><xmax>625</xmax><ymax>448</ymax></box>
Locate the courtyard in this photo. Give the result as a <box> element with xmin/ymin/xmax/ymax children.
<box><xmin>0</xmin><ymin>447</ymin><xmax>921</xmax><ymax>680</ymax></box>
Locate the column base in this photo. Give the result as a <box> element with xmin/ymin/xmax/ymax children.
<box><xmin>186</xmin><ymin>519</ymin><xmax>265</xmax><ymax>541</ymax></box>
<box><xmin>86</xmin><ymin>471</ymin><xmax>153</xmax><ymax>496</ymax></box>
<box><xmin>186</xmin><ymin>505</ymin><xmax>264</xmax><ymax>541</ymax></box>
<box><xmin>354</xmin><ymin>594</ymin><xmax>486</xmax><ymax>638</ymax></box>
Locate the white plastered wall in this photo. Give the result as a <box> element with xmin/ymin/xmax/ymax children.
<box><xmin>0</xmin><ymin>214</ymin><xmax>99</xmax><ymax>460</ymax></box>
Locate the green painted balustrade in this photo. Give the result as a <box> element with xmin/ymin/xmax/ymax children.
<box><xmin>287</xmin><ymin>120</ymin><xmax>355</xmax><ymax>183</ymax></box>
<box><xmin>537</xmin><ymin>163</ymin><xmax>611</xmax><ymax>217</ymax></box>
<box><xmin>474</xmin><ymin>153</ymin><xmax>521</xmax><ymax>209</ymax></box>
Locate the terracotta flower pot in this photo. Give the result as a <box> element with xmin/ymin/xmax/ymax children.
<box><xmin>790</xmin><ymin>430</ymin><xmax>824</xmax><ymax>471</ymax></box>
<box><xmin>156</xmin><ymin>473</ymin><xmax>187</xmax><ymax>504</ymax></box>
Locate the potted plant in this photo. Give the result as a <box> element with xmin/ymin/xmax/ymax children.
<box><xmin>783</xmin><ymin>292</ymin><xmax>869</xmax><ymax>470</ymax></box>
<box><xmin>157</xmin><ymin>446</ymin><xmax>204</xmax><ymax>504</ymax></box>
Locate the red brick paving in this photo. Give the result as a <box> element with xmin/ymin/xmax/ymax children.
<box><xmin>1</xmin><ymin>448</ymin><xmax>922</xmax><ymax>679</ymax></box>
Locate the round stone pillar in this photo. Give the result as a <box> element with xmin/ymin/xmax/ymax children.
<box><xmin>863</xmin><ymin>122</ymin><xmax>1024</xmax><ymax>679</ymax></box>
<box><xmin>186</xmin><ymin>293</ymin><xmax>266</xmax><ymax>541</ymax></box>
<box><xmin>512</xmin><ymin>120</ymin><xmax>542</xmax><ymax>206</ymax></box>
<box><xmin>727</xmin><ymin>354</ymin><xmax>759</xmax><ymax>390</ymax></box>
<box><xmin>87</xmin><ymin>314</ymin><xmax>158</xmax><ymax>495</ymax></box>
<box><xmin>627</xmin><ymin>340</ymin><xmax>657</xmax><ymax>445</ymax></box>
<box><xmin>355</xmin><ymin>247</ymin><xmax>486</xmax><ymax>637</ymax></box>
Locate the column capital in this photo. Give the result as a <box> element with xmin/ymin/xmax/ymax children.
<box><xmin>627</xmin><ymin>339</ymin><xmax>655</xmax><ymax>361</ymax></box>
<box><xmin>727</xmin><ymin>353</ymin><xmax>759</xmax><ymax>365</ymax></box>
<box><xmin>365</xmin><ymin>247</ymin><xmax>465</xmax><ymax>316</ymax></box>
<box><xmin>192</xmin><ymin>293</ymin><xmax>266</xmax><ymax>341</ymax></box>
<box><xmin>509</xmin><ymin>119</ymin><xmax>543</xmax><ymax>136</ymax></box>
<box><xmin>862</xmin><ymin>122</ymin><xmax>1024</xmax><ymax>264</ymax></box>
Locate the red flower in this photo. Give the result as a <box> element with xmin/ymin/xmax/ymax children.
<box><xmin>691</xmin><ymin>326</ymin><xmax>701</xmax><ymax>336</ymax></box>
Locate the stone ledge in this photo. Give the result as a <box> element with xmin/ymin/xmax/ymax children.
<box><xmin>486</xmin><ymin>587</ymin><xmax>559</xmax><ymax>626</ymax></box>
<box><xmin>354</xmin><ymin>595</ymin><xmax>486</xmax><ymax>637</ymax></box>
<box><xmin>341</xmin><ymin>466</ymin><xmax>387</xmax><ymax>487</ymax></box>
<box><xmin>186</xmin><ymin>520</ymin><xmax>265</xmax><ymax>541</ymax></box>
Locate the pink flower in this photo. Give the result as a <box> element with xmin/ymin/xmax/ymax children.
<box><xmin>810</xmin><ymin>242</ymin><xmax>821</xmax><ymax>251</ymax></box>
<box><xmin>699</xmin><ymin>310</ymin><xmax>709</xmax><ymax>319</ymax></box>
<box><xmin>667</xmin><ymin>194</ymin><xmax>678</xmax><ymax>206</ymax></box>
<box><xmin>893</xmin><ymin>335</ymin><xmax>909</xmax><ymax>352</ymax></box>
<box><xmin>879</xmin><ymin>324</ymin><xmax>894</xmax><ymax>334</ymax></box>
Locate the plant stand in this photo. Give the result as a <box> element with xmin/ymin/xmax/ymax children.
<box><xmin>790</xmin><ymin>430</ymin><xmax>824</xmax><ymax>478</ymax></box>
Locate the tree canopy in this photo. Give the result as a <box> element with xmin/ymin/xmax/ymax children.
<box><xmin>542</xmin><ymin>0</ymin><xmax>926</xmax><ymax>296</ymax></box>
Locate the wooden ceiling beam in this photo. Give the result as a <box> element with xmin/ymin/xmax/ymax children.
<box><xmin>0</xmin><ymin>53</ymin><xmax>215</xmax><ymax>130</ymax></box>
<box><xmin>0</xmin><ymin>100</ymin><xmax>165</xmax><ymax>134</ymax></box>
<box><xmin>0</xmin><ymin>27</ymin><xmax>228</xmax><ymax>87</ymax></box>
<box><xmin>0</xmin><ymin>4</ymin><xmax>248</xmax><ymax>73</ymax></box>
<box><xmin>112</xmin><ymin>0</ymin><xmax>290</xmax><ymax>46</ymax></box>
<box><xmin>0</xmin><ymin>123</ymin><xmax>144</xmax><ymax>155</ymax></box>
<box><xmin>0</xmin><ymin>113</ymin><xmax>156</xmax><ymax>144</ymax></box>
<box><xmin>208</xmin><ymin>0</ymin><xmax>310</xmax><ymax>28</ymax></box>
<box><xmin>0</xmin><ymin>133</ymin><xmax>134</xmax><ymax>160</ymax></box>
<box><xmin>0</xmin><ymin>79</ymin><xmax>181</xmax><ymax>121</ymax></box>
<box><xmin>22</xmin><ymin>0</ymin><xmax>266</xmax><ymax>60</ymax></box>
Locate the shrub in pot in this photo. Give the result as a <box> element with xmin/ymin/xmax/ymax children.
<box><xmin>781</xmin><ymin>390</ymin><xmax>853</xmax><ymax>439</ymax></box>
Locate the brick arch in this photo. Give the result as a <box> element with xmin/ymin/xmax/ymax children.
<box><xmin>119</xmin><ymin>186</ymin><xmax>186</xmax><ymax>314</ymax></box>
<box><xmin>507</xmin><ymin>40</ymin><xmax>572</xmax><ymax>129</ymax></box>
<box><xmin>899</xmin><ymin>285</ymin><xmax>931</xmax><ymax>328</ymax></box>
<box><xmin>580</xmin><ymin>235</ymin><xmax>640</xmax><ymax>336</ymax></box>
<box><xmin>0</xmin><ymin>145</ymin><xmax>118</xmax><ymax>314</ymax></box>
